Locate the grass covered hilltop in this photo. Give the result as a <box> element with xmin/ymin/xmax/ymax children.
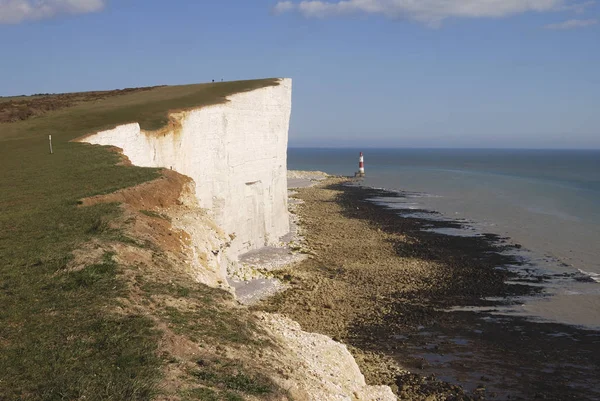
<box><xmin>0</xmin><ymin>79</ymin><xmax>288</xmax><ymax>400</ymax></box>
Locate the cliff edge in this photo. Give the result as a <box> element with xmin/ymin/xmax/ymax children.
<box><xmin>77</xmin><ymin>79</ymin><xmax>292</xmax><ymax>263</ymax></box>
<box><xmin>71</xmin><ymin>80</ymin><xmax>396</xmax><ymax>400</ymax></box>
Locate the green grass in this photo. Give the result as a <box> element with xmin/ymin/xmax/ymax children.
<box><xmin>0</xmin><ymin>79</ymin><xmax>280</xmax><ymax>399</ymax></box>
<box><xmin>0</xmin><ymin>79</ymin><xmax>280</xmax><ymax>141</ymax></box>
<box><xmin>141</xmin><ymin>279</ymin><xmax>267</xmax><ymax>346</ymax></box>
<box><xmin>0</xmin><ymin>251</ymin><xmax>161</xmax><ymax>400</ymax></box>
<box><xmin>187</xmin><ymin>358</ymin><xmax>273</xmax><ymax>399</ymax></box>
<box><xmin>136</xmin><ymin>275</ymin><xmax>279</xmax><ymax>399</ymax></box>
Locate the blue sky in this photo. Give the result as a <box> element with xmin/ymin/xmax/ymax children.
<box><xmin>1</xmin><ymin>0</ymin><xmax>599</xmax><ymax>148</ymax></box>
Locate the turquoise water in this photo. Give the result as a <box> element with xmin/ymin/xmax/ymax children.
<box><xmin>288</xmin><ymin>148</ymin><xmax>600</xmax><ymax>327</ymax></box>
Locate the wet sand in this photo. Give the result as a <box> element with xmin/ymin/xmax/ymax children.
<box><xmin>256</xmin><ymin>178</ymin><xmax>600</xmax><ymax>400</ymax></box>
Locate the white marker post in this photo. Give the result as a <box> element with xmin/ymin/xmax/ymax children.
<box><xmin>49</xmin><ymin>135</ymin><xmax>53</xmax><ymax>154</ymax></box>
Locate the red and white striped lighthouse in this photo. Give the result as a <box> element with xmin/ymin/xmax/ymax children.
<box><xmin>358</xmin><ymin>152</ymin><xmax>365</xmax><ymax>176</ymax></box>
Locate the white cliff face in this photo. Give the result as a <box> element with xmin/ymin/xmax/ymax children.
<box><xmin>79</xmin><ymin>79</ymin><xmax>292</xmax><ymax>257</ymax></box>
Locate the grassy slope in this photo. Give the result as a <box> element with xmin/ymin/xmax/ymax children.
<box><xmin>0</xmin><ymin>79</ymin><xmax>280</xmax><ymax>400</ymax></box>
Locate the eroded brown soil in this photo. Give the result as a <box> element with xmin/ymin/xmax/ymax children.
<box><xmin>76</xmin><ymin>170</ymin><xmax>289</xmax><ymax>400</ymax></box>
<box><xmin>257</xmin><ymin>179</ymin><xmax>600</xmax><ymax>401</ymax></box>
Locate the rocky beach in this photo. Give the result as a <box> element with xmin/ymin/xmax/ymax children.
<box><xmin>256</xmin><ymin>176</ymin><xmax>600</xmax><ymax>400</ymax></box>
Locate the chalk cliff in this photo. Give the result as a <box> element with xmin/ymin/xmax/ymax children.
<box><xmin>79</xmin><ymin>79</ymin><xmax>291</xmax><ymax>258</ymax></box>
<box><xmin>75</xmin><ymin>81</ymin><xmax>397</xmax><ymax>399</ymax></box>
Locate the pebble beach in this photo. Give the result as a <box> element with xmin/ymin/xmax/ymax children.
<box><xmin>256</xmin><ymin>176</ymin><xmax>600</xmax><ymax>400</ymax></box>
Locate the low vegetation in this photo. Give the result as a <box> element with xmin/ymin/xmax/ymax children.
<box><xmin>0</xmin><ymin>86</ymin><xmax>161</xmax><ymax>123</ymax></box>
<box><xmin>0</xmin><ymin>79</ymin><xmax>281</xmax><ymax>399</ymax></box>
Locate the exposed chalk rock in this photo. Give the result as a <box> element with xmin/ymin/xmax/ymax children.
<box><xmin>258</xmin><ymin>313</ymin><xmax>397</xmax><ymax>401</ymax></box>
<box><xmin>78</xmin><ymin>79</ymin><xmax>292</xmax><ymax>257</ymax></box>
<box><xmin>166</xmin><ymin>180</ymin><xmax>232</xmax><ymax>287</ymax></box>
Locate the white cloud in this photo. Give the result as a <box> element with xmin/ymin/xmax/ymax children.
<box><xmin>273</xmin><ymin>0</ymin><xmax>596</xmax><ymax>26</ymax></box>
<box><xmin>544</xmin><ymin>18</ymin><xmax>598</xmax><ymax>28</ymax></box>
<box><xmin>274</xmin><ymin>1</ymin><xmax>295</xmax><ymax>14</ymax></box>
<box><xmin>557</xmin><ymin>0</ymin><xmax>595</xmax><ymax>14</ymax></box>
<box><xmin>0</xmin><ymin>0</ymin><xmax>105</xmax><ymax>24</ymax></box>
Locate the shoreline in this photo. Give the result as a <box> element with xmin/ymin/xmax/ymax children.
<box><xmin>256</xmin><ymin>177</ymin><xmax>600</xmax><ymax>400</ymax></box>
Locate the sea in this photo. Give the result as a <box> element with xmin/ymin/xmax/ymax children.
<box><xmin>288</xmin><ymin>148</ymin><xmax>600</xmax><ymax>330</ymax></box>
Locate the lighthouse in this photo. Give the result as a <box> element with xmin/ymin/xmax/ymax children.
<box><xmin>356</xmin><ymin>152</ymin><xmax>365</xmax><ymax>177</ymax></box>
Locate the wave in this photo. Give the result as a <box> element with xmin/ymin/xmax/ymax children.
<box><xmin>578</xmin><ymin>269</ymin><xmax>600</xmax><ymax>283</ymax></box>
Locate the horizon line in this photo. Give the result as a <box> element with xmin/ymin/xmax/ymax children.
<box><xmin>287</xmin><ymin>146</ymin><xmax>600</xmax><ymax>151</ymax></box>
